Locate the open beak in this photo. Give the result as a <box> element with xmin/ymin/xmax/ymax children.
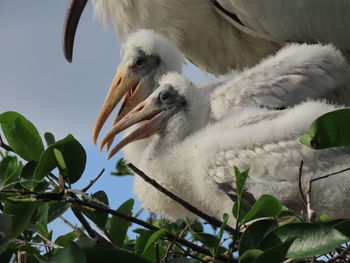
<box><xmin>99</xmin><ymin>96</ymin><xmax>167</xmax><ymax>159</ymax></box>
<box><xmin>63</xmin><ymin>0</ymin><xmax>88</xmax><ymax>63</ymax></box>
<box><xmin>92</xmin><ymin>66</ymin><xmax>141</xmax><ymax>144</ymax></box>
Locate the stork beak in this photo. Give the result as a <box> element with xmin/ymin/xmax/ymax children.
<box><xmin>63</xmin><ymin>0</ymin><xmax>88</xmax><ymax>62</ymax></box>
<box><xmin>93</xmin><ymin>66</ymin><xmax>146</xmax><ymax>144</ymax></box>
<box><xmin>99</xmin><ymin>96</ymin><xmax>167</xmax><ymax>159</ymax></box>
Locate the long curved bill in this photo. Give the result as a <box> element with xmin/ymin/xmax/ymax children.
<box><xmin>104</xmin><ymin>79</ymin><xmax>151</xmax><ymax>151</ymax></box>
<box><xmin>99</xmin><ymin>97</ymin><xmax>166</xmax><ymax>160</ymax></box>
<box><xmin>63</xmin><ymin>0</ymin><xmax>88</xmax><ymax>62</ymax></box>
<box><xmin>92</xmin><ymin>67</ymin><xmax>144</xmax><ymax>144</ymax></box>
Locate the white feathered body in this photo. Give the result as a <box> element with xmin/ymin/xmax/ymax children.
<box><xmin>132</xmin><ymin>98</ymin><xmax>350</xmax><ymax>222</ymax></box>
<box><xmin>118</xmin><ymin>42</ymin><xmax>350</xmax><ymax>222</ymax></box>
<box><xmin>211</xmin><ymin>43</ymin><xmax>350</xmax><ymax>119</ymax></box>
<box><xmin>219</xmin><ymin>0</ymin><xmax>350</xmax><ymax>50</ymax></box>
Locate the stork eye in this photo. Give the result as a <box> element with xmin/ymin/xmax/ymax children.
<box><xmin>135</xmin><ymin>57</ymin><xmax>146</xmax><ymax>66</ymax></box>
<box><xmin>159</xmin><ymin>91</ymin><xmax>172</xmax><ymax>102</ymax></box>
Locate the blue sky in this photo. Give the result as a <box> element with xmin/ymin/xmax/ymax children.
<box><xmin>0</xmin><ymin>0</ymin><xmax>208</xmax><ymax>237</ymax></box>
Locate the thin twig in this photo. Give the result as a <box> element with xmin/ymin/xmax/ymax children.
<box><xmin>81</xmin><ymin>168</ymin><xmax>105</xmax><ymax>192</ymax></box>
<box><xmin>298</xmin><ymin>160</ymin><xmax>307</xmax><ymax>210</ymax></box>
<box><xmin>13</xmin><ymin>239</ymin><xmax>63</xmax><ymax>249</ymax></box>
<box><xmin>17</xmin><ymin>250</ymin><xmax>26</xmax><ymax>263</ymax></box>
<box><xmin>328</xmin><ymin>244</ymin><xmax>350</xmax><ymax>263</ymax></box>
<box><xmin>70</xmin><ymin>197</ymin><xmax>234</xmax><ymax>262</ymax></box>
<box><xmin>59</xmin><ymin>216</ymin><xmax>87</xmax><ymax>238</ymax></box>
<box><xmin>1</xmin><ymin>188</ymin><xmax>235</xmax><ymax>262</ymax></box>
<box><xmin>164</xmin><ymin>218</ymin><xmax>196</xmax><ymax>263</ymax></box>
<box><xmin>305</xmin><ymin>182</ymin><xmax>314</xmax><ymax>223</ymax></box>
<box><xmin>70</xmin><ymin>202</ymin><xmax>111</xmax><ymax>246</ymax></box>
<box><xmin>37</xmin><ymin>233</ymin><xmax>61</xmax><ymax>249</ymax></box>
<box><xmin>126</xmin><ymin>162</ymin><xmax>235</xmax><ymax>234</ymax></box>
<box><xmin>0</xmin><ymin>134</ymin><xmax>13</xmax><ymax>152</ymax></box>
<box><xmin>305</xmin><ymin>167</ymin><xmax>350</xmax><ymax>223</ymax></box>
<box><xmin>310</xmin><ymin>167</ymin><xmax>350</xmax><ymax>185</ymax></box>
<box><xmin>134</xmin><ymin>208</ymin><xmax>144</xmax><ymax>218</ymax></box>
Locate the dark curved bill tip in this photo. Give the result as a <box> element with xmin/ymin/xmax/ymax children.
<box><xmin>63</xmin><ymin>0</ymin><xmax>88</xmax><ymax>63</ymax></box>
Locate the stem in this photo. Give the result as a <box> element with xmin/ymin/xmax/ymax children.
<box><xmin>127</xmin><ymin>163</ymin><xmax>235</xmax><ymax>234</ymax></box>
<box><xmin>81</xmin><ymin>168</ymin><xmax>105</xmax><ymax>192</ymax></box>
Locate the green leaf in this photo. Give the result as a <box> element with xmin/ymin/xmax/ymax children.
<box><xmin>49</xmin><ymin>242</ymin><xmax>86</xmax><ymax>263</ymax></box>
<box><xmin>36</xmin><ymin>222</ymin><xmax>49</xmax><ymax>239</ymax></box>
<box><xmin>241</xmin><ymin>195</ymin><xmax>283</xmax><ymax>224</ymax></box>
<box><xmin>4</xmin><ymin>202</ymin><xmax>38</xmax><ymax>238</ymax></box>
<box><xmin>168</xmin><ymin>259</ymin><xmax>201</xmax><ymax>263</ymax></box>
<box><xmin>234</xmin><ymin>166</ymin><xmax>249</xmax><ymax>223</ymax></box>
<box><xmin>135</xmin><ymin>229</ymin><xmax>154</xmax><ymax>256</ymax></box>
<box><xmin>20</xmin><ymin>161</ymin><xmax>37</xmax><ymax>190</ymax></box>
<box><xmin>300</xmin><ymin>108</ymin><xmax>350</xmax><ymax>149</ymax></box>
<box><xmin>110</xmin><ymin>199</ymin><xmax>134</xmax><ymax>246</ymax></box>
<box><xmin>53</xmin><ymin>148</ymin><xmax>67</xmax><ymax>171</ymax></box>
<box><xmin>0</xmin><ymin>214</ymin><xmax>12</xmax><ymax>254</ymax></box>
<box><xmin>0</xmin><ymin>111</ymin><xmax>44</xmax><ymax>161</ymax></box>
<box><xmin>44</xmin><ymin>132</ymin><xmax>56</xmax><ymax>146</ymax></box>
<box><xmin>255</xmin><ymin>238</ymin><xmax>295</xmax><ymax>263</ymax></box>
<box><xmin>54</xmin><ymin>232</ymin><xmax>78</xmax><ymax>253</ymax></box>
<box><xmin>239</xmin><ymin>220</ymin><xmax>278</xmax><ymax>255</ymax></box>
<box><xmin>35</xmin><ymin>203</ymin><xmax>49</xmax><ymax>237</ymax></box>
<box><xmin>218</xmin><ymin>213</ymin><xmax>229</xmax><ymax>240</ymax></box>
<box><xmin>2</xmin><ymin>161</ymin><xmax>22</xmax><ymax>187</ymax></box>
<box><xmin>83</xmin><ymin>246</ymin><xmax>150</xmax><ymax>263</ymax></box>
<box><xmin>48</xmin><ymin>202</ymin><xmax>70</xmax><ymax>223</ymax></box>
<box><xmin>111</xmin><ymin>158</ymin><xmax>132</xmax><ymax>176</ymax></box>
<box><xmin>333</xmin><ymin>219</ymin><xmax>350</xmax><ymax>237</ymax></box>
<box><xmin>33</xmin><ymin>134</ymin><xmax>86</xmax><ymax>185</ymax></box>
<box><xmin>234</xmin><ymin>166</ymin><xmax>249</xmax><ymax>196</ymax></box>
<box><xmin>260</xmin><ymin>223</ymin><xmax>350</xmax><ymax>258</ymax></box>
<box><xmin>142</xmin><ymin>229</ymin><xmax>166</xmax><ymax>256</ymax></box>
<box><xmin>191</xmin><ymin>232</ymin><xmax>220</xmax><ymax>249</ymax></box>
<box><xmin>232</xmin><ymin>199</ymin><xmax>251</xmax><ymax>221</ymax></box>
<box><xmin>239</xmin><ymin>249</ymin><xmax>263</xmax><ymax>263</ymax></box>
<box><xmin>0</xmin><ymin>155</ymin><xmax>19</xmax><ymax>184</ymax></box>
<box><xmin>81</xmin><ymin>191</ymin><xmax>109</xmax><ymax>228</ymax></box>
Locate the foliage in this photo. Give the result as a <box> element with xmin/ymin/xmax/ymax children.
<box><xmin>301</xmin><ymin>108</ymin><xmax>350</xmax><ymax>149</ymax></box>
<box><xmin>0</xmin><ymin>111</ymin><xmax>350</xmax><ymax>263</ymax></box>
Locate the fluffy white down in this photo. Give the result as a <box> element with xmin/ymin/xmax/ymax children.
<box><xmin>211</xmin><ymin>43</ymin><xmax>350</xmax><ymax>119</ymax></box>
<box><xmin>122</xmin><ymin>29</ymin><xmax>184</xmax><ymax>73</ymax></box>
<box><xmin>127</xmin><ymin>73</ymin><xmax>350</xmax><ymax>222</ymax></box>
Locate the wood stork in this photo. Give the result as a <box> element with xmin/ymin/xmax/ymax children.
<box><xmin>92</xmin><ymin>29</ymin><xmax>350</xmax><ymax>145</ymax></box>
<box><xmin>63</xmin><ymin>0</ymin><xmax>350</xmax><ymax>75</ymax></box>
<box><xmin>99</xmin><ymin>72</ymin><xmax>350</xmax><ymax>220</ymax></box>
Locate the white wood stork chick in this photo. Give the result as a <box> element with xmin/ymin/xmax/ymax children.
<box><xmin>93</xmin><ymin>29</ymin><xmax>350</xmax><ymax>146</ymax></box>
<box><xmin>100</xmin><ymin>72</ymin><xmax>350</xmax><ymax>221</ymax></box>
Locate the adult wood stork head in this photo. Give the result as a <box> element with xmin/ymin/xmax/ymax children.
<box><xmin>92</xmin><ymin>30</ymin><xmax>184</xmax><ymax>145</ymax></box>
<box><xmin>99</xmin><ymin>73</ymin><xmax>207</xmax><ymax>159</ymax></box>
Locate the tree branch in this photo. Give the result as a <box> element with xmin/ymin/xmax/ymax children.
<box><xmin>298</xmin><ymin>160</ymin><xmax>307</xmax><ymax>210</ymax></box>
<box><xmin>0</xmin><ymin>188</ymin><xmax>235</xmax><ymax>262</ymax></box>
<box><xmin>81</xmin><ymin>168</ymin><xmax>105</xmax><ymax>192</ymax></box>
<box><xmin>126</xmin><ymin>162</ymin><xmax>235</xmax><ymax>234</ymax></box>
<box><xmin>0</xmin><ymin>134</ymin><xmax>13</xmax><ymax>152</ymax></box>
<box><xmin>13</xmin><ymin>239</ymin><xmax>63</xmax><ymax>249</ymax></box>
<box><xmin>59</xmin><ymin>216</ymin><xmax>87</xmax><ymax>239</ymax></box>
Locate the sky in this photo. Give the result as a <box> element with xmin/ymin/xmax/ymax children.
<box><xmin>0</xmin><ymin>0</ymin><xmax>208</xmax><ymax>237</ymax></box>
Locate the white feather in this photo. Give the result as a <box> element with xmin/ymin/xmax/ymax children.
<box><xmin>92</xmin><ymin>0</ymin><xmax>350</xmax><ymax>75</ymax></box>
<box><xmin>211</xmin><ymin>43</ymin><xmax>350</xmax><ymax>119</ymax></box>
<box><xmin>128</xmin><ymin>74</ymin><xmax>350</xmax><ymax>222</ymax></box>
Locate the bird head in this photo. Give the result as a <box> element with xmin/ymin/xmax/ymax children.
<box><xmin>92</xmin><ymin>29</ymin><xmax>184</xmax><ymax>145</ymax></box>
<box><xmin>99</xmin><ymin>72</ymin><xmax>199</xmax><ymax>159</ymax></box>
